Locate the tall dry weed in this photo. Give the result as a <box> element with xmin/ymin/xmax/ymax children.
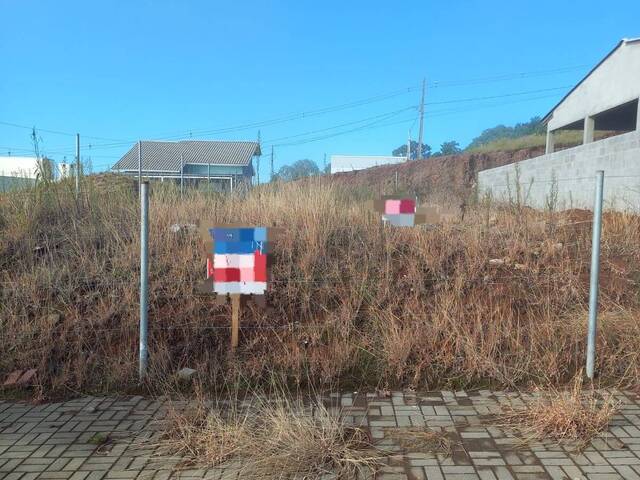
<box><xmin>1</xmin><ymin>176</ymin><xmax>639</xmax><ymax>396</ymax></box>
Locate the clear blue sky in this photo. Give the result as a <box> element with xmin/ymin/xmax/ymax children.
<box><xmin>1</xmin><ymin>0</ymin><xmax>639</xmax><ymax>179</ymax></box>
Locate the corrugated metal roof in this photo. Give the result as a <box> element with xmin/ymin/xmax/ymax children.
<box><xmin>112</xmin><ymin>140</ymin><xmax>260</xmax><ymax>172</ymax></box>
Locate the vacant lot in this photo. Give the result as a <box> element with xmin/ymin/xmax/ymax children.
<box><xmin>1</xmin><ymin>176</ymin><xmax>639</xmax><ymax>397</ymax></box>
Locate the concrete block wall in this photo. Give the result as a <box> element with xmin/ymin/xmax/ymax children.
<box><xmin>477</xmin><ymin>131</ymin><xmax>640</xmax><ymax>211</ymax></box>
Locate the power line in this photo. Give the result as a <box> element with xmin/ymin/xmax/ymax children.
<box><xmin>0</xmin><ymin>63</ymin><xmax>587</xmax><ymax>152</ymax></box>
<box><xmin>25</xmin><ymin>84</ymin><xmax>572</xmax><ymax>158</ymax></box>
<box><xmin>5</xmin><ymin>90</ymin><xmax>565</xmax><ymax>165</ymax></box>
<box><xmin>259</xmin><ymin>91</ymin><xmax>566</xmax><ymax>150</ymax></box>
<box><xmin>0</xmin><ymin>121</ymin><xmax>125</xmax><ymax>142</ymax></box>
<box><xmin>428</xmin><ymin>65</ymin><xmax>588</xmax><ymax>88</ymax></box>
<box><xmin>31</xmin><ymin>84</ymin><xmax>423</xmax><ymax>151</ymax></box>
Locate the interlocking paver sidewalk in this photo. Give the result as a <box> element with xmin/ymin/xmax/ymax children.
<box><xmin>1</xmin><ymin>390</ymin><xmax>639</xmax><ymax>480</ymax></box>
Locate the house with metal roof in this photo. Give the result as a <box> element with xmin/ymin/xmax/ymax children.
<box><xmin>111</xmin><ymin>140</ymin><xmax>261</xmax><ymax>191</ymax></box>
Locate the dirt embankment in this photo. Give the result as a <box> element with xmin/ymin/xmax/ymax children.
<box><xmin>328</xmin><ymin>147</ymin><xmax>545</xmax><ymax>202</ymax></box>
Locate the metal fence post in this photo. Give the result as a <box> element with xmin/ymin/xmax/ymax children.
<box><xmin>586</xmin><ymin>170</ymin><xmax>604</xmax><ymax>380</ymax></box>
<box><xmin>139</xmin><ymin>181</ymin><xmax>150</xmax><ymax>381</ymax></box>
<box><xmin>138</xmin><ymin>141</ymin><xmax>142</xmax><ymax>196</ymax></box>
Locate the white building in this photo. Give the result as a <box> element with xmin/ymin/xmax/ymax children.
<box><xmin>330</xmin><ymin>155</ymin><xmax>406</xmax><ymax>174</ymax></box>
<box><xmin>0</xmin><ymin>156</ymin><xmax>59</xmax><ymax>191</ymax></box>
<box><xmin>478</xmin><ymin>38</ymin><xmax>640</xmax><ymax>210</ymax></box>
<box><xmin>0</xmin><ymin>156</ymin><xmax>41</xmax><ymax>179</ymax></box>
<box><xmin>543</xmin><ymin>37</ymin><xmax>640</xmax><ymax>152</ymax></box>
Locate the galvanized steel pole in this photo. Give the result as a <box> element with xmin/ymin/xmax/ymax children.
<box><xmin>139</xmin><ymin>181</ymin><xmax>150</xmax><ymax>381</ymax></box>
<box><xmin>586</xmin><ymin>170</ymin><xmax>604</xmax><ymax>380</ymax></box>
<box><xmin>137</xmin><ymin>141</ymin><xmax>142</xmax><ymax>196</ymax></box>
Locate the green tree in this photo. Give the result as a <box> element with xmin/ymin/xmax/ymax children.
<box><xmin>274</xmin><ymin>159</ymin><xmax>320</xmax><ymax>182</ymax></box>
<box><xmin>392</xmin><ymin>141</ymin><xmax>431</xmax><ymax>159</ymax></box>
<box><xmin>434</xmin><ymin>140</ymin><xmax>461</xmax><ymax>156</ymax></box>
<box><xmin>467</xmin><ymin>117</ymin><xmax>544</xmax><ymax>149</ymax></box>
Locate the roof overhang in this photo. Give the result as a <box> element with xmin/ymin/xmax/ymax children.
<box><xmin>542</xmin><ymin>38</ymin><xmax>640</xmax><ymax>125</ymax></box>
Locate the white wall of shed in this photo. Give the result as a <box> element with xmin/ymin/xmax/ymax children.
<box><xmin>0</xmin><ymin>156</ymin><xmax>40</xmax><ymax>178</ymax></box>
<box><xmin>547</xmin><ymin>41</ymin><xmax>640</xmax><ymax>131</ymax></box>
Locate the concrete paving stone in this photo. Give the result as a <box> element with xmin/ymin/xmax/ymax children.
<box><xmin>69</xmin><ymin>472</ymin><xmax>90</xmax><ymax>480</ymax></box>
<box><xmin>48</xmin><ymin>458</ymin><xmax>72</xmax><ymax>471</ymax></box>
<box><xmin>38</xmin><ymin>473</ymin><xmax>74</xmax><ymax>479</ymax></box>
<box><xmin>582</xmin><ymin>474</ymin><xmax>623</xmax><ymax>479</ymax></box>
<box><xmin>0</xmin><ymin>473</ymin><xmax>26</xmax><ymax>480</ymax></box>
<box><xmin>85</xmin><ymin>472</ymin><xmax>107</xmax><ymax>480</ymax></box>
<box><xmin>472</xmin><ymin>459</ymin><xmax>506</xmax><ymax>467</ymax></box>
<box><xmin>421</xmin><ymin>466</ymin><xmax>444</xmax><ymax>480</ymax></box>
<box><xmin>62</xmin><ymin>458</ymin><xmax>87</xmax><ymax>471</ymax></box>
<box><xmin>0</xmin><ymin>449</ymin><xmax>35</xmax><ymax>460</ymax></box>
<box><xmin>510</xmin><ymin>465</ymin><xmax>545</xmax><ymax>473</ymax></box>
<box><xmin>584</xmin><ymin>453</ymin><xmax>607</xmax><ymax>465</ymax></box>
<box><xmin>475</xmin><ymin>467</ymin><xmax>498</xmax><ymax>480</ymax></box>
<box><xmin>614</xmin><ymin>465</ymin><xmax>640</xmax><ymax>479</ymax></box>
<box><xmin>491</xmin><ymin>466</ymin><xmax>515</xmax><ymax>480</ymax></box>
<box><xmin>0</xmin><ymin>459</ymin><xmax>24</xmax><ymax>473</ymax></box>
<box><xmin>442</xmin><ymin>466</ymin><xmax>477</xmax><ymax>474</ymax></box>
<box><xmin>539</xmin><ymin>458</ymin><xmax>575</xmax><ymax>466</ymax></box>
<box><xmin>581</xmin><ymin>466</ymin><xmax>617</xmax><ymax>474</ymax></box>
<box><xmin>104</xmin><ymin>471</ymin><xmax>140</xmax><ymax>479</ymax></box>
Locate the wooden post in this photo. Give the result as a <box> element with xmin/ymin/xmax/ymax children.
<box><xmin>231</xmin><ymin>294</ymin><xmax>241</xmax><ymax>351</ymax></box>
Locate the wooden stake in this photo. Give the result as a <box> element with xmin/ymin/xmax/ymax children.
<box><xmin>231</xmin><ymin>294</ymin><xmax>241</xmax><ymax>351</ymax></box>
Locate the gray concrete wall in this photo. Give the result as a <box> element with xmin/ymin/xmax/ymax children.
<box><xmin>477</xmin><ymin>131</ymin><xmax>640</xmax><ymax>211</ymax></box>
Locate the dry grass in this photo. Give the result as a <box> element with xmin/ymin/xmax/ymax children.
<box><xmin>1</xmin><ymin>176</ymin><xmax>640</xmax><ymax>396</ymax></box>
<box><xmin>162</xmin><ymin>397</ymin><xmax>250</xmax><ymax>465</ymax></box>
<box><xmin>467</xmin><ymin>130</ymin><xmax>619</xmax><ymax>153</ymax></box>
<box><xmin>385</xmin><ymin>427</ymin><xmax>453</xmax><ymax>455</ymax></box>
<box><xmin>161</xmin><ymin>391</ymin><xmax>381</xmax><ymax>479</ymax></box>
<box><xmin>500</xmin><ymin>374</ymin><xmax>620</xmax><ymax>451</ymax></box>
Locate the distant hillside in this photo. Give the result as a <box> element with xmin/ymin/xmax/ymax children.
<box><xmin>328</xmin><ymin>146</ymin><xmax>546</xmax><ymax>204</ymax></box>
<box><xmin>466</xmin><ymin>117</ymin><xmax>545</xmax><ymax>150</ymax></box>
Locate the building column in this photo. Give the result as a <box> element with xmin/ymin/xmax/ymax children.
<box><xmin>545</xmin><ymin>128</ymin><xmax>555</xmax><ymax>154</ymax></box>
<box><xmin>583</xmin><ymin>116</ymin><xmax>595</xmax><ymax>144</ymax></box>
<box><xmin>636</xmin><ymin>98</ymin><xmax>640</xmax><ymax>131</ymax></box>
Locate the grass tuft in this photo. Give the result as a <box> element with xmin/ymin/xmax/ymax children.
<box><xmin>500</xmin><ymin>374</ymin><xmax>620</xmax><ymax>451</ymax></box>
<box><xmin>385</xmin><ymin>427</ymin><xmax>453</xmax><ymax>455</ymax></box>
<box><xmin>160</xmin><ymin>391</ymin><xmax>381</xmax><ymax>479</ymax></box>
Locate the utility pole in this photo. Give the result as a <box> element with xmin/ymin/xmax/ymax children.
<box><xmin>323</xmin><ymin>153</ymin><xmax>327</xmax><ymax>174</ymax></box>
<box><xmin>407</xmin><ymin>130</ymin><xmax>411</xmax><ymax>161</ymax></box>
<box><xmin>256</xmin><ymin>130</ymin><xmax>261</xmax><ymax>185</ymax></box>
<box><xmin>75</xmin><ymin>134</ymin><xmax>80</xmax><ymax>198</ymax></box>
<box><xmin>270</xmin><ymin>146</ymin><xmax>274</xmax><ymax>181</ymax></box>
<box><xmin>417</xmin><ymin>78</ymin><xmax>426</xmax><ymax>160</ymax></box>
